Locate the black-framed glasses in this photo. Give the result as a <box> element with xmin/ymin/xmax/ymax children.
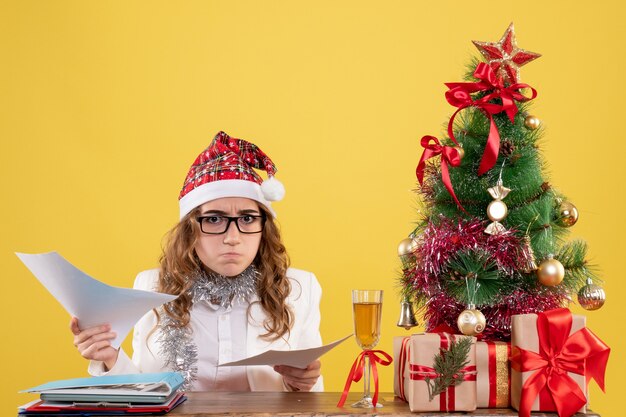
<box><xmin>196</xmin><ymin>215</ymin><xmax>266</xmax><ymax>235</ymax></box>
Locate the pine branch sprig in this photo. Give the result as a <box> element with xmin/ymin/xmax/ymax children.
<box><xmin>424</xmin><ymin>337</ymin><xmax>473</xmax><ymax>401</ymax></box>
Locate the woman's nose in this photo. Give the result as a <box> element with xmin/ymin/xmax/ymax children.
<box><xmin>222</xmin><ymin>221</ymin><xmax>241</xmax><ymax>244</ymax></box>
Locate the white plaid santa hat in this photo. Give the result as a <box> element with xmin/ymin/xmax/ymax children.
<box><xmin>178</xmin><ymin>131</ymin><xmax>285</xmax><ymax>219</ymax></box>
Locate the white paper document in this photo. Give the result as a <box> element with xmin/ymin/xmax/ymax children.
<box><xmin>16</xmin><ymin>251</ymin><xmax>177</xmax><ymax>348</ymax></box>
<box><xmin>218</xmin><ymin>334</ymin><xmax>353</xmax><ymax>369</ymax></box>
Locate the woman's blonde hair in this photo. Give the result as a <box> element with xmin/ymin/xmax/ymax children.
<box><xmin>156</xmin><ymin>203</ymin><xmax>292</xmax><ymax>341</ymax></box>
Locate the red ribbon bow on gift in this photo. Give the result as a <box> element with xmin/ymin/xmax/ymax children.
<box><xmin>410</xmin><ymin>364</ymin><xmax>477</xmax><ymax>411</ymax></box>
<box><xmin>415</xmin><ymin>135</ymin><xmax>466</xmax><ymax>212</ymax></box>
<box><xmin>337</xmin><ymin>349</ymin><xmax>393</xmax><ymax>408</ymax></box>
<box><xmin>408</xmin><ymin>332</ymin><xmax>477</xmax><ymax>412</ymax></box>
<box><xmin>445</xmin><ymin>62</ymin><xmax>537</xmax><ymax>176</ymax></box>
<box><xmin>510</xmin><ymin>308</ymin><xmax>610</xmax><ymax>417</ymax></box>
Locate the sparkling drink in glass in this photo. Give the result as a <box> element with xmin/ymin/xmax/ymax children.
<box><xmin>351</xmin><ymin>289</ymin><xmax>383</xmax><ymax>408</ymax></box>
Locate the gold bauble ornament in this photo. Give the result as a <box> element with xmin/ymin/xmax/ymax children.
<box><xmin>398</xmin><ymin>237</ymin><xmax>418</xmax><ymax>257</ymax></box>
<box><xmin>457</xmin><ymin>305</ymin><xmax>486</xmax><ymax>336</ymax></box>
<box><xmin>398</xmin><ymin>236</ymin><xmax>419</xmax><ymax>266</ymax></box>
<box><xmin>536</xmin><ymin>256</ymin><xmax>565</xmax><ymax>286</ymax></box>
<box><xmin>556</xmin><ymin>201</ymin><xmax>579</xmax><ymax>227</ymax></box>
<box><xmin>454</xmin><ymin>146</ymin><xmax>465</xmax><ymax>161</ymax></box>
<box><xmin>487</xmin><ymin>200</ymin><xmax>508</xmax><ymax>222</ymax></box>
<box><xmin>524</xmin><ymin>115</ymin><xmax>541</xmax><ymax>130</ymax></box>
<box><xmin>577</xmin><ymin>278</ymin><xmax>606</xmax><ymax>311</ymax></box>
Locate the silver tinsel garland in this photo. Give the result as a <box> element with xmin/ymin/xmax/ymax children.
<box><xmin>157</xmin><ymin>265</ymin><xmax>259</xmax><ymax>389</ymax></box>
<box><xmin>192</xmin><ymin>266</ymin><xmax>259</xmax><ymax>309</ymax></box>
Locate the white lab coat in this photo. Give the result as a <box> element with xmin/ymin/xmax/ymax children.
<box><xmin>89</xmin><ymin>267</ymin><xmax>323</xmax><ymax>391</ymax></box>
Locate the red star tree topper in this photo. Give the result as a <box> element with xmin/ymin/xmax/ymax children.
<box><xmin>472</xmin><ymin>23</ymin><xmax>541</xmax><ymax>85</ymax></box>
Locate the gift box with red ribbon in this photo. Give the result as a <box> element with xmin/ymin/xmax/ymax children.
<box><xmin>393</xmin><ymin>332</ymin><xmax>477</xmax><ymax>412</ymax></box>
<box><xmin>393</xmin><ymin>336</ymin><xmax>411</xmax><ymax>401</ymax></box>
<box><xmin>510</xmin><ymin>308</ymin><xmax>610</xmax><ymax>417</ymax></box>
<box><xmin>476</xmin><ymin>340</ymin><xmax>511</xmax><ymax>408</ymax></box>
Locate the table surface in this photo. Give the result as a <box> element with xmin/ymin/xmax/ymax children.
<box><xmin>168</xmin><ymin>392</ymin><xmax>599</xmax><ymax>417</ymax></box>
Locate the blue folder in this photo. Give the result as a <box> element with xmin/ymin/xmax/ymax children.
<box><xmin>22</xmin><ymin>372</ymin><xmax>184</xmax><ymax>404</ymax></box>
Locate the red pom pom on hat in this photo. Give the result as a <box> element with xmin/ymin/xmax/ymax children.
<box><xmin>178</xmin><ymin>131</ymin><xmax>284</xmax><ymax>219</ymax></box>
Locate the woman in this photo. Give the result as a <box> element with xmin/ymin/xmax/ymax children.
<box><xmin>70</xmin><ymin>131</ymin><xmax>323</xmax><ymax>392</ymax></box>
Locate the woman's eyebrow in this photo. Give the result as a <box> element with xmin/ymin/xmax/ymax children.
<box><xmin>200</xmin><ymin>209</ymin><xmax>228</xmax><ymax>215</ymax></box>
<box><xmin>238</xmin><ymin>209</ymin><xmax>261</xmax><ymax>215</ymax></box>
<box><xmin>200</xmin><ymin>209</ymin><xmax>260</xmax><ymax>215</ymax></box>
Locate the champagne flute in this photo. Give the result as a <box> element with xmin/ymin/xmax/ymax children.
<box><xmin>351</xmin><ymin>289</ymin><xmax>383</xmax><ymax>408</ymax></box>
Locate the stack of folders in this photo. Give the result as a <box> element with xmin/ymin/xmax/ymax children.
<box><xmin>18</xmin><ymin>372</ymin><xmax>186</xmax><ymax>416</ymax></box>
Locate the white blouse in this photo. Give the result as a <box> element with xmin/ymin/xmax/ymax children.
<box><xmin>191</xmin><ymin>298</ymin><xmax>250</xmax><ymax>391</ymax></box>
<box><xmin>89</xmin><ymin>267</ymin><xmax>324</xmax><ymax>392</ymax></box>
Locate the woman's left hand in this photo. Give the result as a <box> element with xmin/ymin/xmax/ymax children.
<box><xmin>273</xmin><ymin>360</ymin><xmax>321</xmax><ymax>391</ymax></box>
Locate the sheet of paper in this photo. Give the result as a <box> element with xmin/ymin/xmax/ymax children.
<box><xmin>218</xmin><ymin>334</ymin><xmax>353</xmax><ymax>369</ymax></box>
<box><xmin>16</xmin><ymin>251</ymin><xmax>177</xmax><ymax>348</ymax></box>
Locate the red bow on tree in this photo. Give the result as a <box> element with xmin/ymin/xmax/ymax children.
<box><xmin>445</xmin><ymin>62</ymin><xmax>537</xmax><ymax>175</ymax></box>
<box><xmin>510</xmin><ymin>308</ymin><xmax>610</xmax><ymax>417</ymax></box>
<box><xmin>416</xmin><ymin>135</ymin><xmax>466</xmax><ymax>212</ymax></box>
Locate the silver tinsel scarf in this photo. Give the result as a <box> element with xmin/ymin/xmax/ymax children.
<box><xmin>157</xmin><ymin>265</ymin><xmax>259</xmax><ymax>389</ymax></box>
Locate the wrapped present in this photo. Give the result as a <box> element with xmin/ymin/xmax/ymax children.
<box><xmin>393</xmin><ymin>336</ymin><xmax>411</xmax><ymax>401</ymax></box>
<box><xmin>510</xmin><ymin>308</ymin><xmax>610</xmax><ymax>417</ymax></box>
<box><xmin>399</xmin><ymin>332</ymin><xmax>477</xmax><ymax>412</ymax></box>
<box><xmin>475</xmin><ymin>340</ymin><xmax>510</xmax><ymax>408</ymax></box>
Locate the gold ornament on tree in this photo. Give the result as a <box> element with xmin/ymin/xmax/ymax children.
<box><xmin>524</xmin><ymin>115</ymin><xmax>541</xmax><ymax>130</ymax></box>
<box><xmin>556</xmin><ymin>200</ymin><xmax>579</xmax><ymax>227</ymax></box>
<box><xmin>522</xmin><ymin>235</ymin><xmax>538</xmax><ymax>273</ymax></box>
<box><xmin>396</xmin><ymin>296</ymin><xmax>419</xmax><ymax>330</ymax></box>
<box><xmin>457</xmin><ymin>276</ymin><xmax>486</xmax><ymax>336</ymax></box>
<box><xmin>398</xmin><ymin>236</ymin><xmax>419</xmax><ymax>266</ymax></box>
<box><xmin>578</xmin><ymin>277</ymin><xmax>606</xmax><ymax>311</ymax></box>
<box><xmin>454</xmin><ymin>145</ymin><xmax>465</xmax><ymax>161</ymax></box>
<box><xmin>536</xmin><ymin>255</ymin><xmax>565</xmax><ymax>287</ymax></box>
<box><xmin>485</xmin><ymin>178</ymin><xmax>511</xmax><ymax>235</ymax></box>
<box><xmin>457</xmin><ymin>304</ymin><xmax>486</xmax><ymax>336</ymax></box>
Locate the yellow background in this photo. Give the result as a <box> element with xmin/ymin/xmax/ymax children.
<box><xmin>1</xmin><ymin>1</ymin><xmax>624</xmax><ymax>416</ymax></box>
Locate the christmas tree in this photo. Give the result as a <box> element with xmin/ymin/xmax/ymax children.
<box><xmin>398</xmin><ymin>23</ymin><xmax>606</xmax><ymax>340</ymax></box>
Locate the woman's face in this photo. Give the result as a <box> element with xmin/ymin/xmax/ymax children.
<box><xmin>194</xmin><ymin>197</ymin><xmax>263</xmax><ymax>277</ymax></box>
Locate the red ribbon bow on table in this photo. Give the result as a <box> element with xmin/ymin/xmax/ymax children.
<box><xmin>510</xmin><ymin>308</ymin><xmax>610</xmax><ymax>417</ymax></box>
<box><xmin>416</xmin><ymin>135</ymin><xmax>466</xmax><ymax>212</ymax></box>
<box><xmin>336</xmin><ymin>350</ymin><xmax>392</xmax><ymax>408</ymax></box>
<box><xmin>445</xmin><ymin>62</ymin><xmax>537</xmax><ymax>176</ymax></box>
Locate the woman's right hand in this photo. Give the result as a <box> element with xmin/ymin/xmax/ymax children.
<box><xmin>70</xmin><ymin>317</ymin><xmax>119</xmax><ymax>371</ymax></box>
